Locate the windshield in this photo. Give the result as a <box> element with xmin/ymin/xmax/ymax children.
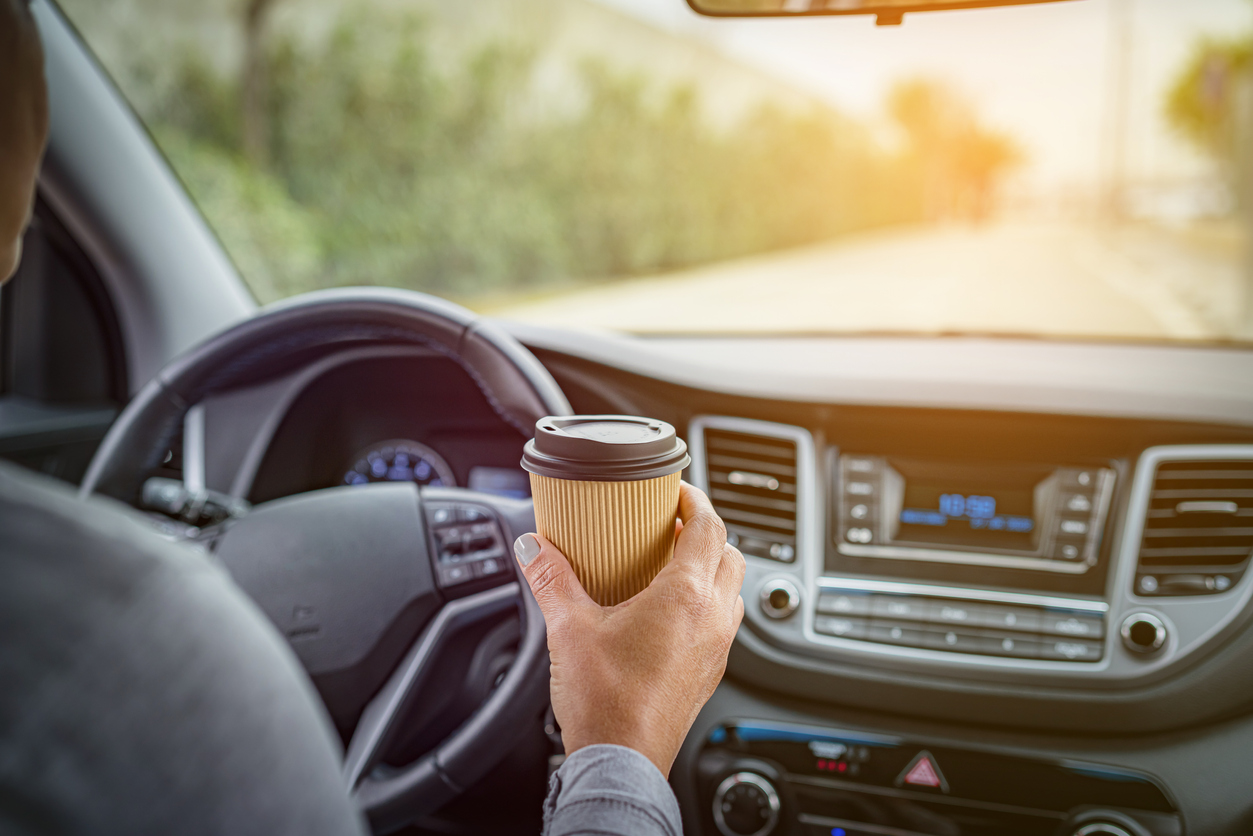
<box><xmin>61</xmin><ymin>0</ymin><xmax>1253</xmax><ymax>343</ymax></box>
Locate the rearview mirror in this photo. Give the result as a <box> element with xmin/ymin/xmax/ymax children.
<box><xmin>684</xmin><ymin>0</ymin><xmax>1076</xmax><ymax>26</ymax></box>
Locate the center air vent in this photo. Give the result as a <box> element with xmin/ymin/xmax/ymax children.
<box><xmin>702</xmin><ymin>427</ymin><xmax>799</xmax><ymax>563</ymax></box>
<box><xmin>1135</xmin><ymin>458</ymin><xmax>1253</xmax><ymax>596</ymax></box>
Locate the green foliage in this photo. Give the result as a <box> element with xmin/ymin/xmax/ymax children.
<box><xmin>1164</xmin><ymin>37</ymin><xmax>1251</xmax><ymax>163</ymax></box>
<box><xmin>135</xmin><ymin>7</ymin><xmax>970</xmax><ymax>303</ymax></box>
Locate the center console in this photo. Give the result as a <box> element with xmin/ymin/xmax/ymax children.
<box><xmin>694</xmin><ymin>720</ymin><xmax>1181</xmax><ymax>836</ymax></box>
<box><xmin>687</xmin><ymin>415</ymin><xmax>1253</xmax><ymax>684</ymax></box>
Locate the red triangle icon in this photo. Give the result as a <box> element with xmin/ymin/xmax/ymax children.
<box><xmin>904</xmin><ymin>757</ymin><xmax>941</xmax><ymax>787</ymax></box>
<box><xmin>896</xmin><ymin>750</ymin><xmax>948</xmax><ymax>792</ymax></box>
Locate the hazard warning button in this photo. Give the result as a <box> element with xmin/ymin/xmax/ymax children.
<box><xmin>895</xmin><ymin>750</ymin><xmax>949</xmax><ymax>793</ymax></box>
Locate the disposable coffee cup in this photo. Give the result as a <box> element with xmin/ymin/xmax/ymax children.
<box><xmin>522</xmin><ymin>415</ymin><xmax>691</xmax><ymax>606</ymax></box>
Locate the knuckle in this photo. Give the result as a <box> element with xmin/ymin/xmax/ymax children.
<box><xmin>526</xmin><ymin>557</ymin><xmax>564</xmax><ymax>600</ymax></box>
<box><xmin>688</xmin><ymin>509</ymin><xmax>727</xmax><ymax>542</ymax></box>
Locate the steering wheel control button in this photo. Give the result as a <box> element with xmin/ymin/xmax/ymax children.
<box><xmin>439</xmin><ymin>563</ymin><xmax>474</xmax><ymax>587</ymax></box>
<box><xmin>712</xmin><ymin>772</ymin><xmax>781</xmax><ymax>836</ymax></box>
<box><xmin>427</xmin><ymin>501</ymin><xmax>509</xmax><ymax>590</ymax></box>
<box><xmin>1120</xmin><ymin>613</ymin><xmax>1167</xmax><ymax>654</ymax></box>
<box><xmin>759</xmin><ymin>579</ymin><xmax>800</xmax><ymax>619</ymax></box>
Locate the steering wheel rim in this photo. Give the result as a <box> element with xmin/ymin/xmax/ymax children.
<box><xmin>80</xmin><ymin>288</ymin><xmax>571</xmax><ymax>832</ymax></box>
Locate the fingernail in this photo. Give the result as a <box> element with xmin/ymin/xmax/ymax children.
<box><xmin>514</xmin><ymin>533</ymin><xmax>541</xmax><ymax>566</ymax></box>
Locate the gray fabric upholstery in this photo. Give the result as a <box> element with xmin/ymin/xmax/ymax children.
<box><xmin>0</xmin><ymin>461</ymin><xmax>367</xmax><ymax>836</ymax></box>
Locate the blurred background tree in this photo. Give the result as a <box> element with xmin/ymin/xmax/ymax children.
<box><xmin>888</xmin><ymin>78</ymin><xmax>1023</xmax><ymax>223</ymax></box>
<box><xmin>1165</xmin><ymin>37</ymin><xmax>1252</xmax><ymax>208</ymax></box>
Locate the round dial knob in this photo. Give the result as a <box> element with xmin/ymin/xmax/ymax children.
<box><xmin>759</xmin><ymin>579</ymin><xmax>799</xmax><ymax>620</ymax></box>
<box><xmin>1120</xmin><ymin>612</ymin><xmax>1167</xmax><ymax>654</ymax></box>
<box><xmin>712</xmin><ymin>772</ymin><xmax>780</xmax><ymax>836</ymax></box>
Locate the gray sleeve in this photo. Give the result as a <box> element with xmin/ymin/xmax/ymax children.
<box><xmin>543</xmin><ymin>744</ymin><xmax>683</xmax><ymax>836</ymax></box>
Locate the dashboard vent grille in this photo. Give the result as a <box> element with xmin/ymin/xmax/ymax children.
<box><xmin>703</xmin><ymin>428</ymin><xmax>798</xmax><ymax>562</ymax></box>
<box><xmin>1135</xmin><ymin>459</ymin><xmax>1253</xmax><ymax>595</ymax></box>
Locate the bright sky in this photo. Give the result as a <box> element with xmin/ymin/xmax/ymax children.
<box><xmin>590</xmin><ymin>0</ymin><xmax>1252</xmax><ymax>191</ymax></box>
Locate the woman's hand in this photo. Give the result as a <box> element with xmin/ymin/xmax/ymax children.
<box><xmin>513</xmin><ymin>481</ymin><xmax>745</xmax><ymax>778</ymax></box>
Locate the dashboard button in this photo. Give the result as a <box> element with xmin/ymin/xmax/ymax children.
<box><xmin>818</xmin><ymin>592</ymin><xmax>872</xmax><ymax>616</ymax></box>
<box><xmin>843</xmin><ymin>457</ymin><xmax>882</xmax><ymax>476</ymax></box>
<box><xmin>845</xmin><ymin>527</ymin><xmax>875</xmax><ymax>544</ymax></box>
<box><xmin>922</xmin><ymin>627</ymin><xmax>984</xmax><ymax>653</ymax></box>
<box><xmin>1061</xmin><ymin>469</ymin><xmax>1098</xmax><ymax>490</ymax></box>
<box><xmin>846</xmin><ymin>502</ymin><xmax>873</xmax><ymax>521</ymax></box>
<box><xmin>871</xmin><ymin>595</ymin><xmax>928</xmax><ymax>622</ymax></box>
<box><xmin>1064</xmin><ymin>493</ymin><xmax>1094</xmax><ymax>513</ymax></box>
<box><xmin>978</xmin><ymin>605</ymin><xmax>1041</xmax><ymax>632</ymax></box>
<box><xmin>1052</xmin><ymin>538</ymin><xmax>1086</xmax><ymax>560</ymax></box>
<box><xmin>1040</xmin><ymin>637</ymin><xmax>1103</xmax><ymax>661</ymax></box>
<box><xmin>1040</xmin><ymin>612</ymin><xmax>1104</xmax><ymax>639</ymax></box>
<box><xmin>815</xmin><ymin>616</ymin><xmax>869</xmax><ymax>639</ymax></box>
<box><xmin>928</xmin><ymin>600</ymin><xmax>982</xmax><ymax>627</ymax></box>
<box><xmin>869</xmin><ymin>620</ymin><xmax>927</xmax><ymax>647</ymax></box>
<box><xmin>1058</xmin><ymin>518</ymin><xmax>1089</xmax><ymax>536</ymax></box>
<box><xmin>845</xmin><ymin>481</ymin><xmax>877</xmax><ymax>498</ymax></box>
<box><xmin>977</xmin><ymin>631</ymin><xmax>1044</xmax><ymax>658</ymax></box>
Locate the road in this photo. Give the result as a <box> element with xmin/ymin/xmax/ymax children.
<box><xmin>492</xmin><ymin>221</ymin><xmax>1246</xmax><ymax>340</ymax></box>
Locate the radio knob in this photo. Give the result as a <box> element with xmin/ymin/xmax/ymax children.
<box><xmin>712</xmin><ymin>772</ymin><xmax>780</xmax><ymax>836</ymax></box>
<box><xmin>1120</xmin><ymin>613</ymin><xmax>1167</xmax><ymax>654</ymax></box>
<box><xmin>759</xmin><ymin>579</ymin><xmax>799</xmax><ymax>620</ymax></box>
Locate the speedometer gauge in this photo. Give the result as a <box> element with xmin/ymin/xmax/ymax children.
<box><xmin>343</xmin><ymin>440</ymin><xmax>456</xmax><ymax>489</ymax></box>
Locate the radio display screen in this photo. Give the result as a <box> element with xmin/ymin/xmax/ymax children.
<box><xmin>831</xmin><ymin>453</ymin><xmax>1114</xmax><ymax>588</ymax></box>
<box><xmin>896</xmin><ymin>477</ymin><xmax>1039</xmax><ymax>552</ymax></box>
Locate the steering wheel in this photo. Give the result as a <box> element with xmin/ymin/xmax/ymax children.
<box><xmin>80</xmin><ymin>288</ymin><xmax>572</xmax><ymax>833</ymax></box>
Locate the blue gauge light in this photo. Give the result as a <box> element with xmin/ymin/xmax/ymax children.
<box><xmin>343</xmin><ymin>439</ymin><xmax>456</xmax><ymax>489</ymax></box>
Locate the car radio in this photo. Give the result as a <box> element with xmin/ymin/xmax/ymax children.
<box><xmin>835</xmin><ymin>455</ymin><xmax>1115</xmax><ymax>575</ymax></box>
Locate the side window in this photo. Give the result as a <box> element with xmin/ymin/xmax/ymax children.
<box><xmin>0</xmin><ymin>199</ymin><xmax>127</xmax><ymax>484</ymax></box>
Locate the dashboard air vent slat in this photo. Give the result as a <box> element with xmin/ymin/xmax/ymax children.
<box><xmin>702</xmin><ymin>427</ymin><xmax>799</xmax><ymax>562</ymax></box>
<box><xmin>1135</xmin><ymin>458</ymin><xmax>1253</xmax><ymax>596</ymax></box>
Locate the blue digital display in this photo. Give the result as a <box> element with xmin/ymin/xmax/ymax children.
<box><xmin>901</xmin><ymin>492</ymin><xmax>1034</xmax><ymax>533</ymax></box>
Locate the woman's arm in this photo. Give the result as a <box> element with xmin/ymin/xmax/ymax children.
<box><xmin>514</xmin><ymin>482</ymin><xmax>745</xmax><ymax>835</ymax></box>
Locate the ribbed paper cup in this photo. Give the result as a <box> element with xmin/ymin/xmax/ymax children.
<box><xmin>531</xmin><ymin>471</ymin><xmax>681</xmax><ymax>606</ymax></box>
<box><xmin>522</xmin><ymin>415</ymin><xmax>690</xmax><ymax>607</ymax></box>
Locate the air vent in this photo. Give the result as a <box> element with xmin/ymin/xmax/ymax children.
<box><xmin>1135</xmin><ymin>459</ymin><xmax>1253</xmax><ymax>596</ymax></box>
<box><xmin>703</xmin><ymin>428</ymin><xmax>799</xmax><ymax>562</ymax></box>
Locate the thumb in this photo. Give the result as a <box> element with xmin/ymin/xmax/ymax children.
<box><xmin>513</xmin><ymin>533</ymin><xmax>596</xmax><ymax>622</ymax></box>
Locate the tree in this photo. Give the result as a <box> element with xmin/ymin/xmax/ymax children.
<box><xmin>1164</xmin><ymin>37</ymin><xmax>1251</xmax><ymax>191</ymax></box>
<box><xmin>242</xmin><ymin>0</ymin><xmax>281</xmax><ymax>167</ymax></box>
<box><xmin>888</xmin><ymin>79</ymin><xmax>1022</xmax><ymax>222</ymax></box>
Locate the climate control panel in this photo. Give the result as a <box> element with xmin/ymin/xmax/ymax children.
<box><xmin>814</xmin><ymin>584</ymin><xmax>1107</xmax><ymax>662</ymax></box>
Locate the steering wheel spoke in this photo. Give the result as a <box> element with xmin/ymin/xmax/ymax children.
<box><xmin>343</xmin><ymin>582</ymin><xmax>523</xmax><ymax>790</ymax></box>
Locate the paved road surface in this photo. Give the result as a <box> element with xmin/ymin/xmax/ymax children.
<box><xmin>494</xmin><ymin>222</ymin><xmax>1245</xmax><ymax>340</ymax></box>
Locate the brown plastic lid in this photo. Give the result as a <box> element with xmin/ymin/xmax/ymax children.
<box><xmin>521</xmin><ymin>415</ymin><xmax>690</xmax><ymax>482</ymax></box>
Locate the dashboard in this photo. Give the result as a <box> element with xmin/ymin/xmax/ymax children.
<box><xmin>181</xmin><ymin>328</ymin><xmax>1253</xmax><ymax>836</ymax></box>
<box><xmin>512</xmin><ymin>328</ymin><xmax>1253</xmax><ymax>836</ymax></box>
